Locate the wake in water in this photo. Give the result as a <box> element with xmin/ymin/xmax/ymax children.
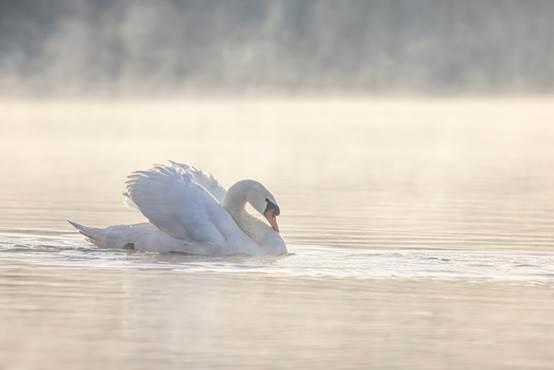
<box><xmin>1</xmin><ymin>232</ymin><xmax>554</xmax><ymax>282</ymax></box>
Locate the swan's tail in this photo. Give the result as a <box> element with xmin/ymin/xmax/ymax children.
<box><xmin>67</xmin><ymin>220</ymin><xmax>163</xmax><ymax>249</ymax></box>
<box><xmin>67</xmin><ymin>220</ymin><xmax>104</xmax><ymax>244</ymax></box>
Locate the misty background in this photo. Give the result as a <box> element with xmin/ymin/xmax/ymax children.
<box><xmin>1</xmin><ymin>0</ymin><xmax>554</xmax><ymax>96</ymax></box>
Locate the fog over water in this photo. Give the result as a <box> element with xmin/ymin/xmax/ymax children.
<box><xmin>2</xmin><ymin>0</ymin><xmax>554</xmax><ymax>95</ymax></box>
<box><xmin>3</xmin><ymin>98</ymin><xmax>554</xmax><ymax>370</ymax></box>
<box><xmin>3</xmin><ymin>2</ymin><xmax>554</xmax><ymax>370</ymax></box>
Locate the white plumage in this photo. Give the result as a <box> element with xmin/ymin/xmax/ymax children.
<box><xmin>69</xmin><ymin>162</ymin><xmax>286</xmax><ymax>256</ymax></box>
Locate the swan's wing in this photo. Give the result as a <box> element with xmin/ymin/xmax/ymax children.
<box><xmin>122</xmin><ymin>192</ymin><xmax>137</xmax><ymax>209</ymax></box>
<box><xmin>123</xmin><ymin>162</ymin><xmax>226</xmax><ymax>205</ymax></box>
<box><xmin>168</xmin><ymin>161</ymin><xmax>227</xmax><ymax>202</ymax></box>
<box><xmin>125</xmin><ymin>164</ymin><xmax>228</xmax><ymax>245</ymax></box>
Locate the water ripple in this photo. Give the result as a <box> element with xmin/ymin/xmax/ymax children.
<box><xmin>1</xmin><ymin>233</ymin><xmax>554</xmax><ymax>282</ymax></box>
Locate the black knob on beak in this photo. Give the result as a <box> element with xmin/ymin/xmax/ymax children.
<box><xmin>265</xmin><ymin>198</ymin><xmax>280</xmax><ymax>216</ymax></box>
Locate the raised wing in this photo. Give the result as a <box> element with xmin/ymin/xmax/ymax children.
<box><xmin>168</xmin><ymin>161</ymin><xmax>226</xmax><ymax>202</ymax></box>
<box><xmin>125</xmin><ymin>164</ymin><xmax>228</xmax><ymax>245</ymax></box>
<box><xmin>123</xmin><ymin>162</ymin><xmax>226</xmax><ymax>207</ymax></box>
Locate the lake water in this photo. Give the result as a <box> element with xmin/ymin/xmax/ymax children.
<box><xmin>1</xmin><ymin>97</ymin><xmax>554</xmax><ymax>369</ymax></box>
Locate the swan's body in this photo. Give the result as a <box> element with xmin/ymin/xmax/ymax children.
<box><xmin>69</xmin><ymin>162</ymin><xmax>286</xmax><ymax>256</ymax></box>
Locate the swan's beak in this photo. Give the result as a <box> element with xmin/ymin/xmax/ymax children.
<box><xmin>264</xmin><ymin>209</ymin><xmax>280</xmax><ymax>233</ymax></box>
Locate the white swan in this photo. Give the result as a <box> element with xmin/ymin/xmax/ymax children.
<box><xmin>68</xmin><ymin>161</ymin><xmax>286</xmax><ymax>256</ymax></box>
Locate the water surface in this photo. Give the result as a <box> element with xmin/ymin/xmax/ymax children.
<box><xmin>1</xmin><ymin>98</ymin><xmax>554</xmax><ymax>369</ymax></box>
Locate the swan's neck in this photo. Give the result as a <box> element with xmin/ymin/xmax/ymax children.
<box><xmin>223</xmin><ymin>181</ymin><xmax>250</xmax><ymax>215</ymax></box>
<box><xmin>223</xmin><ymin>181</ymin><xmax>261</xmax><ymax>240</ymax></box>
<box><xmin>223</xmin><ymin>181</ymin><xmax>285</xmax><ymax>254</ymax></box>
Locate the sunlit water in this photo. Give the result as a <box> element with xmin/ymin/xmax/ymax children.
<box><xmin>2</xmin><ymin>98</ymin><xmax>554</xmax><ymax>369</ymax></box>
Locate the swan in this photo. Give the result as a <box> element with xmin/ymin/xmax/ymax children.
<box><xmin>68</xmin><ymin>161</ymin><xmax>286</xmax><ymax>256</ymax></box>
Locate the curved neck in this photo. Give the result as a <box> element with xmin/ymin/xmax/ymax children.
<box><xmin>223</xmin><ymin>180</ymin><xmax>266</xmax><ymax>243</ymax></box>
<box><xmin>223</xmin><ymin>180</ymin><xmax>286</xmax><ymax>254</ymax></box>
<box><xmin>223</xmin><ymin>180</ymin><xmax>250</xmax><ymax>215</ymax></box>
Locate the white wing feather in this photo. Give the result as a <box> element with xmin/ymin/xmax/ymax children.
<box><xmin>168</xmin><ymin>161</ymin><xmax>227</xmax><ymax>202</ymax></box>
<box><xmin>125</xmin><ymin>164</ymin><xmax>228</xmax><ymax>245</ymax></box>
<box><xmin>123</xmin><ymin>162</ymin><xmax>226</xmax><ymax>207</ymax></box>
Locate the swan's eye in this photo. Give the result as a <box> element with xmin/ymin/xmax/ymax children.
<box><xmin>265</xmin><ymin>198</ymin><xmax>280</xmax><ymax>216</ymax></box>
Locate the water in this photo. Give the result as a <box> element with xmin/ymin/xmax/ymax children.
<box><xmin>2</xmin><ymin>97</ymin><xmax>554</xmax><ymax>369</ymax></box>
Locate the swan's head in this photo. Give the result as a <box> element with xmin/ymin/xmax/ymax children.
<box><xmin>225</xmin><ymin>179</ymin><xmax>281</xmax><ymax>233</ymax></box>
<box><xmin>247</xmin><ymin>182</ymin><xmax>281</xmax><ymax>233</ymax></box>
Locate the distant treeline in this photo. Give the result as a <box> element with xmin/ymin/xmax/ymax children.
<box><xmin>1</xmin><ymin>0</ymin><xmax>554</xmax><ymax>95</ymax></box>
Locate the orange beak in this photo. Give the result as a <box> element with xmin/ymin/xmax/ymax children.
<box><xmin>264</xmin><ymin>208</ymin><xmax>279</xmax><ymax>233</ymax></box>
